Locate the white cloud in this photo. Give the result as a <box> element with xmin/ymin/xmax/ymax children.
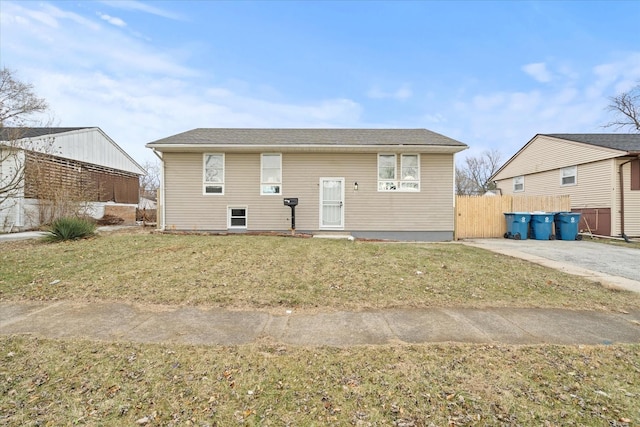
<box><xmin>522</xmin><ymin>62</ymin><xmax>553</xmax><ymax>83</ymax></box>
<box><xmin>27</xmin><ymin>69</ymin><xmax>363</xmax><ymax>163</ymax></box>
<box><xmin>367</xmin><ymin>84</ymin><xmax>412</xmax><ymax>100</ymax></box>
<box><xmin>98</xmin><ymin>13</ymin><xmax>126</xmax><ymax>27</ymax></box>
<box><xmin>2</xmin><ymin>2</ymin><xmax>195</xmax><ymax>78</ymax></box>
<box><xmin>422</xmin><ymin>113</ymin><xmax>446</xmax><ymax>124</ymax></box>
<box><xmin>99</xmin><ymin>0</ymin><xmax>185</xmax><ymax>21</ymax></box>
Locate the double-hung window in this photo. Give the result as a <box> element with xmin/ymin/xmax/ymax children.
<box><xmin>378</xmin><ymin>154</ymin><xmax>420</xmax><ymax>191</ymax></box>
<box><xmin>400</xmin><ymin>154</ymin><xmax>420</xmax><ymax>191</ymax></box>
<box><xmin>561</xmin><ymin>166</ymin><xmax>577</xmax><ymax>186</ymax></box>
<box><xmin>378</xmin><ymin>154</ymin><xmax>397</xmax><ymax>191</ymax></box>
<box><xmin>261</xmin><ymin>153</ymin><xmax>282</xmax><ymax>195</ymax></box>
<box><xmin>203</xmin><ymin>153</ymin><xmax>224</xmax><ymax>194</ymax></box>
<box><xmin>513</xmin><ymin>175</ymin><xmax>524</xmax><ymax>192</ymax></box>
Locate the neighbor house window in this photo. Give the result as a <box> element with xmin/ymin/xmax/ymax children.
<box><xmin>632</xmin><ymin>159</ymin><xmax>640</xmax><ymax>191</ymax></box>
<box><xmin>203</xmin><ymin>153</ymin><xmax>224</xmax><ymax>195</ymax></box>
<box><xmin>513</xmin><ymin>175</ymin><xmax>524</xmax><ymax>192</ymax></box>
<box><xmin>261</xmin><ymin>153</ymin><xmax>282</xmax><ymax>195</ymax></box>
<box><xmin>228</xmin><ymin>207</ymin><xmax>247</xmax><ymax>229</ymax></box>
<box><xmin>378</xmin><ymin>153</ymin><xmax>420</xmax><ymax>191</ymax></box>
<box><xmin>561</xmin><ymin>166</ymin><xmax>577</xmax><ymax>186</ymax></box>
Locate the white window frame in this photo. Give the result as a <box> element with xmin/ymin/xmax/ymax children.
<box><xmin>560</xmin><ymin>166</ymin><xmax>577</xmax><ymax>186</ymax></box>
<box><xmin>203</xmin><ymin>153</ymin><xmax>225</xmax><ymax>195</ymax></box>
<box><xmin>400</xmin><ymin>154</ymin><xmax>420</xmax><ymax>191</ymax></box>
<box><xmin>513</xmin><ymin>175</ymin><xmax>524</xmax><ymax>192</ymax></box>
<box><xmin>378</xmin><ymin>153</ymin><xmax>397</xmax><ymax>191</ymax></box>
<box><xmin>227</xmin><ymin>206</ymin><xmax>248</xmax><ymax>229</ymax></box>
<box><xmin>260</xmin><ymin>153</ymin><xmax>282</xmax><ymax>195</ymax></box>
<box><xmin>377</xmin><ymin>153</ymin><xmax>421</xmax><ymax>192</ymax></box>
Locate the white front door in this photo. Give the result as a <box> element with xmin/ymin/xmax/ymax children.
<box><xmin>320</xmin><ymin>178</ymin><xmax>344</xmax><ymax>229</ymax></box>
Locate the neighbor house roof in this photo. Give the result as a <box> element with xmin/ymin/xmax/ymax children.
<box><xmin>1</xmin><ymin>127</ymin><xmax>146</xmax><ymax>176</ymax></box>
<box><xmin>0</xmin><ymin>127</ymin><xmax>91</xmax><ymax>140</ymax></box>
<box><xmin>146</xmin><ymin>128</ymin><xmax>468</xmax><ymax>153</ymax></box>
<box><xmin>490</xmin><ymin>133</ymin><xmax>640</xmax><ymax>182</ymax></box>
<box><xmin>543</xmin><ymin>134</ymin><xmax>640</xmax><ymax>153</ymax></box>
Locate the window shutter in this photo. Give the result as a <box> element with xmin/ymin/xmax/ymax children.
<box><xmin>632</xmin><ymin>159</ymin><xmax>640</xmax><ymax>191</ymax></box>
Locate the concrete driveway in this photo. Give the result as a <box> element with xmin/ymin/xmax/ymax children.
<box><xmin>462</xmin><ymin>238</ymin><xmax>640</xmax><ymax>294</ymax></box>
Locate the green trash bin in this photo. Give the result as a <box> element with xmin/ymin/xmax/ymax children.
<box><xmin>555</xmin><ymin>212</ymin><xmax>582</xmax><ymax>240</ymax></box>
<box><xmin>530</xmin><ymin>212</ymin><xmax>555</xmax><ymax>240</ymax></box>
<box><xmin>504</xmin><ymin>212</ymin><xmax>531</xmax><ymax>240</ymax></box>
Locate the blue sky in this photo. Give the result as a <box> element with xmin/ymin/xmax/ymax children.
<box><xmin>1</xmin><ymin>1</ymin><xmax>639</xmax><ymax>165</ymax></box>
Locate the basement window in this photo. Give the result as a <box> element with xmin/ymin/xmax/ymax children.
<box><xmin>228</xmin><ymin>207</ymin><xmax>247</xmax><ymax>229</ymax></box>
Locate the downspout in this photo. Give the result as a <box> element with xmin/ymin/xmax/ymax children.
<box><xmin>151</xmin><ymin>149</ymin><xmax>165</xmax><ymax>231</ymax></box>
<box><xmin>618</xmin><ymin>154</ymin><xmax>640</xmax><ymax>238</ymax></box>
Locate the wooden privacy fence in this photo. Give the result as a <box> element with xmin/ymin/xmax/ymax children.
<box><xmin>455</xmin><ymin>195</ymin><xmax>571</xmax><ymax>240</ymax></box>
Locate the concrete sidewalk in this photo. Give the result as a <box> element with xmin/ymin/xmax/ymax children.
<box><xmin>1</xmin><ymin>301</ymin><xmax>639</xmax><ymax>346</ymax></box>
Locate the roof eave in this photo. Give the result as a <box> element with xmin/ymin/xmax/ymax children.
<box><xmin>146</xmin><ymin>143</ymin><xmax>467</xmax><ymax>154</ymax></box>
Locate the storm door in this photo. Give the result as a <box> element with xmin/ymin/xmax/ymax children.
<box><xmin>319</xmin><ymin>178</ymin><xmax>344</xmax><ymax>229</ymax></box>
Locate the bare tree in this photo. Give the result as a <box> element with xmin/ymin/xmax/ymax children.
<box><xmin>0</xmin><ymin>68</ymin><xmax>50</xmax><ymax>220</ymax></box>
<box><xmin>605</xmin><ymin>83</ymin><xmax>640</xmax><ymax>133</ymax></box>
<box><xmin>456</xmin><ymin>149</ymin><xmax>502</xmax><ymax>195</ymax></box>
<box><xmin>139</xmin><ymin>159</ymin><xmax>160</xmax><ymax>200</ymax></box>
<box><xmin>0</xmin><ymin>68</ymin><xmax>48</xmax><ymax>127</ymax></box>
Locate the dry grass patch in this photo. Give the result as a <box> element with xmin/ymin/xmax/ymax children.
<box><xmin>2</xmin><ymin>336</ymin><xmax>639</xmax><ymax>426</ymax></box>
<box><xmin>2</xmin><ymin>232</ymin><xmax>640</xmax><ymax>311</ymax></box>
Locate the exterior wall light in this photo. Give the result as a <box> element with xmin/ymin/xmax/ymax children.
<box><xmin>354</xmin><ymin>182</ymin><xmax>358</xmax><ymax>191</ymax></box>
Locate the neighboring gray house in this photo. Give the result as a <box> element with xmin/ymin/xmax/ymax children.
<box><xmin>146</xmin><ymin>128</ymin><xmax>468</xmax><ymax>241</ymax></box>
<box><xmin>0</xmin><ymin>127</ymin><xmax>146</xmax><ymax>231</ymax></box>
<box><xmin>491</xmin><ymin>134</ymin><xmax>640</xmax><ymax>237</ymax></box>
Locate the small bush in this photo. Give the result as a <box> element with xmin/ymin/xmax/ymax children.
<box><xmin>43</xmin><ymin>217</ymin><xmax>97</xmax><ymax>242</ymax></box>
<box><xmin>97</xmin><ymin>214</ymin><xmax>124</xmax><ymax>226</ymax></box>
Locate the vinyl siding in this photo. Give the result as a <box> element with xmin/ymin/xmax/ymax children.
<box><xmin>496</xmin><ymin>159</ymin><xmax>615</xmax><ymax>207</ymax></box>
<box><xmin>163</xmin><ymin>152</ymin><xmax>455</xmax><ymax>232</ymax></box>
<box><xmin>494</xmin><ymin>135</ymin><xmax>624</xmax><ymax>180</ymax></box>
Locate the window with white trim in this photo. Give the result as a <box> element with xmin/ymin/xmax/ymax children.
<box><xmin>203</xmin><ymin>153</ymin><xmax>224</xmax><ymax>195</ymax></box>
<box><xmin>377</xmin><ymin>154</ymin><xmax>420</xmax><ymax>192</ymax></box>
<box><xmin>400</xmin><ymin>154</ymin><xmax>420</xmax><ymax>191</ymax></box>
<box><xmin>228</xmin><ymin>207</ymin><xmax>247</xmax><ymax>229</ymax></box>
<box><xmin>561</xmin><ymin>166</ymin><xmax>577</xmax><ymax>186</ymax></box>
<box><xmin>261</xmin><ymin>153</ymin><xmax>282</xmax><ymax>195</ymax></box>
<box><xmin>513</xmin><ymin>175</ymin><xmax>524</xmax><ymax>192</ymax></box>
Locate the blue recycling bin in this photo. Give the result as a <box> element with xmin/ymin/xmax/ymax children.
<box><xmin>504</xmin><ymin>212</ymin><xmax>531</xmax><ymax>240</ymax></box>
<box><xmin>530</xmin><ymin>212</ymin><xmax>555</xmax><ymax>240</ymax></box>
<box><xmin>555</xmin><ymin>212</ymin><xmax>582</xmax><ymax>240</ymax></box>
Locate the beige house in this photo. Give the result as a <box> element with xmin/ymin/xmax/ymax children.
<box><xmin>146</xmin><ymin>128</ymin><xmax>468</xmax><ymax>241</ymax></box>
<box><xmin>491</xmin><ymin>134</ymin><xmax>640</xmax><ymax>237</ymax></box>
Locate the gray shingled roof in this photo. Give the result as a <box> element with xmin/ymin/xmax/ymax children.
<box><xmin>544</xmin><ymin>133</ymin><xmax>640</xmax><ymax>152</ymax></box>
<box><xmin>146</xmin><ymin>128</ymin><xmax>468</xmax><ymax>147</ymax></box>
<box><xmin>0</xmin><ymin>127</ymin><xmax>91</xmax><ymax>141</ymax></box>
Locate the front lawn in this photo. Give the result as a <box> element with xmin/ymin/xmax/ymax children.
<box><xmin>1</xmin><ymin>231</ymin><xmax>640</xmax><ymax>311</ymax></box>
<box><xmin>2</xmin><ymin>337</ymin><xmax>639</xmax><ymax>426</ymax></box>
